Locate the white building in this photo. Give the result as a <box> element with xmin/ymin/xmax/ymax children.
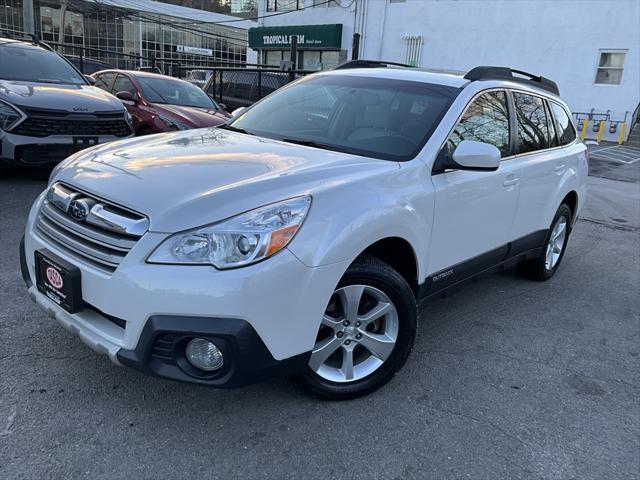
<box><xmin>251</xmin><ymin>0</ymin><xmax>640</xmax><ymax>141</ymax></box>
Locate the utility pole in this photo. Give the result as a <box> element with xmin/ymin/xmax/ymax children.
<box><xmin>22</xmin><ymin>0</ymin><xmax>35</xmax><ymax>35</ymax></box>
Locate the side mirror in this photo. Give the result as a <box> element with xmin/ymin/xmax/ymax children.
<box><xmin>218</xmin><ymin>103</ymin><xmax>227</xmax><ymax>111</ymax></box>
<box><xmin>231</xmin><ymin>107</ymin><xmax>247</xmax><ymax>117</ymax></box>
<box><xmin>451</xmin><ymin>140</ymin><xmax>501</xmax><ymax>171</ymax></box>
<box><xmin>85</xmin><ymin>75</ymin><xmax>96</xmax><ymax>85</ymax></box>
<box><xmin>116</xmin><ymin>91</ymin><xmax>135</xmax><ymax>103</ymax></box>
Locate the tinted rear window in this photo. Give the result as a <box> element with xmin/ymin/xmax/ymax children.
<box><xmin>513</xmin><ymin>92</ymin><xmax>553</xmax><ymax>154</ymax></box>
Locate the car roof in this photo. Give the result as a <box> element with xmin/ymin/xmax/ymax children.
<box><xmin>318</xmin><ymin>66</ymin><xmax>562</xmax><ymax>100</ymax></box>
<box><xmin>0</xmin><ymin>37</ymin><xmax>42</xmax><ymax>48</ymax></box>
<box><xmin>94</xmin><ymin>69</ymin><xmax>192</xmax><ymax>83</ymax></box>
<box><xmin>318</xmin><ymin>67</ymin><xmax>469</xmax><ymax>89</ymax></box>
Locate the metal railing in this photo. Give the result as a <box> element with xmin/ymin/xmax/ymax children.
<box><xmin>192</xmin><ymin>67</ymin><xmax>315</xmax><ymax>111</ymax></box>
<box><xmin>43</xmin><ymin>40</ymin><xmax>253</xmax><ymax>76</ymax></box>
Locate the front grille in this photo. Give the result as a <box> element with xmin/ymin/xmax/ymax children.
<box><xmin>13</xmin><ymin>108</ymin><xmax>131</xmax><ymax>138</ymax></box>
<box><xmin>14</xmin><ymin>117</ymin><xmax>131</xmax><ymax>138</ymax></box>
<box><xmin>36</xmin><ymin>183</ymin><xmax>148</xmax><ymax>274</ymax></box>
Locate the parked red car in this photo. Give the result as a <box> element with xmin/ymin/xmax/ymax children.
<box><xmin>92</xmin><ymin>70</ymin><xmax>230</xmax><ymax>135</ymax></box>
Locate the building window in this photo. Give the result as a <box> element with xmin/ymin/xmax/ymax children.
<box><xmin>313</xmin><ymin>0</ymin><xmax>340</xmax><ymax>6</ymax></box>
<box><xmin>267</xmin><ymin>0</ymin><xmax>301</xmax><ymax>12</ymax></box>
<box><xmin>595</xmin><ymin>50</ymin><xmax>626</xmax><ymax>85</ymax></box>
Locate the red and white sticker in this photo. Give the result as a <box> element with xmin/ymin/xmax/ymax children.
<box><xmin>46</xmin><ymin>267</ymin><xmax>64</xmax><ymax>290</ymax></box>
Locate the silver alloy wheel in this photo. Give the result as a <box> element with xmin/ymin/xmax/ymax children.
<box><xmin>545</xmin><ymin>216</ymin><xmax>567</xmax><ymax>270</ymax></box>
<box><xmin>309</xmin><ymin>284</ymin><xmax>399</xmax><ymax>383</ymax></box>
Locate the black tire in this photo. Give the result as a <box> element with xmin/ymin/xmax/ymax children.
<box><xmin>292</xmin><ymin>254</ymin><xmax>417</xmax><ymax>400</ymax></box>
<box><xmin>518</xmin><ymin>204</ymin><xmax>573</xmax><ymax>281</ymax></box>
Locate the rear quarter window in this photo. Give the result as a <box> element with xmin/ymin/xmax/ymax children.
<box><xmin>549</xmin><ymin>102</ymin><xmax>577</xmax><ymax>145</ymax></box>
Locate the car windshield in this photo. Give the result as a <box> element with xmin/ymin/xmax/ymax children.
<box><xmin>229</xmin><ymin>74</ymin><xmax>460</xmax><ymax>161</ymax></box>
<box><xmin>0</xmin><ymin>43</ymin><xmax>85</xmax><ymax>84</ymax></box>
<box><xmin>138</xmin><ymin>77</ymin><xmax>217</xmax><ymax>109</ymax></box>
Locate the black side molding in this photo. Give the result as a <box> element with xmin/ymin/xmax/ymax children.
<box><xmin>418</xmin><ymin>230</ymin><xmax>548</xmax><ymax>301</ymax></box>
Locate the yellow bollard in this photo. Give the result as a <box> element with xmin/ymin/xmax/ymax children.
<box><xmin>580</xmin><ymin>119</ymin><xmax>589</xmax><ymax>141</ymax></box>
<box><xmin>596</xmin><ymin>120</ymin><xmax>606</xmax><ymax>143</ymax></box>
<box><xmin>618</xmin><ymin>122</ymin><xmax>627</xmax><ymax>145</ymax></box>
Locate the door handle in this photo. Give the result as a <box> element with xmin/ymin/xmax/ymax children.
<box><xmin>554</xmin><ymin>164</ymin><xmax>566</xmax><ymax>174</ymax></box>
<box><xmin>503</xmin><ymin>177</ymin><xmax>519</xmax><ymax>187</ymax></box>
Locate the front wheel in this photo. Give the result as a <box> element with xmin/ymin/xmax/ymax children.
<box><xmin>292</xmin><ymin>255</ymin><xmax>417</xmax><ymax>400</ymax></box>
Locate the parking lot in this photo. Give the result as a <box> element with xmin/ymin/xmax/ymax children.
<box><xmin>1</xmin><ymin>149</ymin><xmax>639</xmax><ymax>479</ymax></box>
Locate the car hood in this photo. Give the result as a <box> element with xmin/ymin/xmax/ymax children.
<box><xmin>0</xmin><ymin>80</ymin><xmax>125</xmax><ymax>112</ymax></box>
<box><xmin>153</xmin><ymin>103</ymin><xmax>230</xmax><ymax>127</ymax></box>
<box><xmin>52</xmin><ymin>128</ymin><xmax>396</xmax><ymax>232</ymax></box>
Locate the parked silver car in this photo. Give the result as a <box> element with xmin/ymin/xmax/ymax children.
<box><xmin>0</xmin><ymin>36</ymin><xmax>133</xmax><ymax>167</ymax></box>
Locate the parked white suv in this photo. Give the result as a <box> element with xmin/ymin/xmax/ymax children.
<box><xmin>21</xmin><ymin>63</ymin><xmax>588</xmax><ymax>399</ymax></box>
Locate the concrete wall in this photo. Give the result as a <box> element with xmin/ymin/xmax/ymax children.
<box><xmin>258</xmin><ymin>0</ymin><xmax>640</xmax><ymax>141</ymax></box>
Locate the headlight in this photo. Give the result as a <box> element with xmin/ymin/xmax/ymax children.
<box><xmin>124</xmin><ymin>110</ymin><xmax>134</xmax><ymax>129</ymax></box>
<box><xmin>0</xmin><ymin>100</ymin><xmax>25</xmax><ymax>131</ymax></box>
<box><xmin>158</xmin><ymin>114</ymin><xmax>191</xmax><ymax>131</ymax></box>
<box><xmin>148</xmin><ymin>196</ymin><xmax>311</xmax><ymax>269</ymax></box>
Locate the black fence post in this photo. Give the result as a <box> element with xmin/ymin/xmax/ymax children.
<box><xmin>218</xmin><ymin>71</ymin><xmax>223</xmax><ymax>104</ymax></box>
<box><xmin>79</xmin><ymin>48</ymin><xmax>84</xmax><ymax>74</ymax></box>
<box><xmin>289</xmin><ymin>35</ymin><xmax>298</xmax><ymax>82</ymax></box>
<box><xmin>352</xmin><ymin>33</ymin><xmax>360</xmax><ymax>60</ymax></box>
<box><xmin>258</xmin><ymin>69</ymin><xmax>262</xmax><ymax>101</ymax></box>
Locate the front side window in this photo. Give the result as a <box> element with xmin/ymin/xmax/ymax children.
<box><xmin>230</xmin><ymin>75</ymin><xmax>459</xmax><ymax>161</ymax></box>
<box><xmin>0</xmin><ymin>44</ymin><xmax>85</xmax><ymax>85</ymax></box>
<box><xmin>513</xmin><ymin>92</ymin><xmax>552</xmax><ymax>154</ymax></box>
<box><xmin>446</xmin><ymin>91</ymin><xmax>510</xmax><ymax>157</ymax></box>
<box><xmin>112</xmin><ymin>74</ymin><xmax>138</xmax><ymax>99</ymax></box>
<box><xmin>595</xmin><ymin>50</ymin><xmax>626</xmax><ymax>85</ymax></box>
<box><xmin>94</xmin><ymin>72</ymin><xmax>116</xmax><ymax>92</ymax></box>
<box><xmin>549</xmin><ymin>102</ymin><xmax>577</xmax><ymax>145</ymax></box>
<box><xmin>138</xmin><ymin>77</ymin><xmax>217</xmax><ymax>109</ymax></box>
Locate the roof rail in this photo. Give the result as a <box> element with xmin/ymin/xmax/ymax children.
<box><xmin>0</xmin><ymin>31</ymin><xmax>54</xmax><ymax>51</ymax></box>
<box><xmin>334</xmin><ymin>59</ymin><xmax>415</xmax><ymax>70</ymax></box>
<box><xmin>464</xmin><ymin>66</ymin><xmax>559</xmax><ymax>95</ymax></box>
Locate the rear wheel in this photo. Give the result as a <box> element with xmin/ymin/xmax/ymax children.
<box><xmin>292</xmin><ymin>255</ymin><xmax>417</xmax><ymax>400</ymax></box>
<box><xmin>518</xmin><ymin>204</ymin><xmax>572</xmax><ymax>281</ymax></box>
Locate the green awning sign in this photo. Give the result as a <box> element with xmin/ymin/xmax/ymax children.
<box><xmin>249</xmin><ymin>24</ymin><xmax>342</xmax><ymax>50</ymax></box>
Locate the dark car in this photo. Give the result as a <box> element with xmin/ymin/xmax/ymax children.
<box><xmin>0</xmin><ymin>37</ymin><xmax>133</xmax><ymax>167</ymax></box>
<box><xmin>92</xmin><ymin>70</ymin><xmax>230</xmax><ymax>135</ymax></box>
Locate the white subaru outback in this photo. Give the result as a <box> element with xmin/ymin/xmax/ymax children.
<box><xmin>21</xmin><ymin>62</ymin><xmax>588</xmax><ymax>399</ymax></box>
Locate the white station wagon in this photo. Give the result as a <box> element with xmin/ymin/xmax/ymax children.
<box><xmin>21</xmin><ymin>61</ymin><xmax>588</xmax><ymax>399</ymax></box>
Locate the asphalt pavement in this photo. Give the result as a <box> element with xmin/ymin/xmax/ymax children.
<box><xmin>0</xmin><ymin>151</ymin><xmax>638</xmax><ymax>480</ymax></box>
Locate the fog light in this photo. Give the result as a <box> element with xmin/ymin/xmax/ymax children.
<box><xmin>185</xmin><ymin>338</ymin><xmax>224</xmax><ymax>371</ymax></box>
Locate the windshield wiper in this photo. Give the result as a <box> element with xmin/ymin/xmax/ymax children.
<box><xmin>218</xmin><ymin>124</ymin><xmax>255</xmax><ymax>135</ymax></box>
<box><xmin>280</xmin><ymin>137</ymin><xmax>343</xmax><ymax>152</ymax></box>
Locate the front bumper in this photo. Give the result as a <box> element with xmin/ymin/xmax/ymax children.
<box><xmin>21</xmin><ymin>195</ymin><xmax>348</xmax><ymax>387</ymax></box>
<box><xmin>1</xmin><ymin>131</ymin><xmax>131</xmax><ymax>165</ymax></box>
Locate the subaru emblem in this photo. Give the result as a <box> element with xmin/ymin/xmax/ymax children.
<box><xmin>67</xmin><ymin>199</ymin><xmax>90</xmax><ymax>221</ymax></box>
